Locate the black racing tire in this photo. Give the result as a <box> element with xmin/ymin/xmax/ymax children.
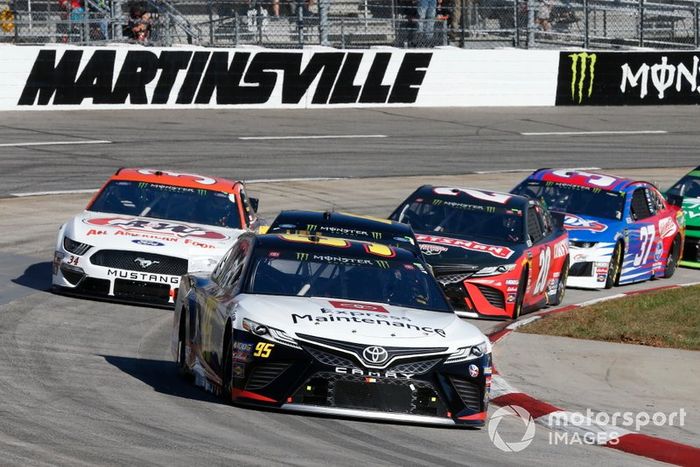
<box><xmin>221</xmin><ymin>336</ymin><xmax>234</xmax><ymax>403</ymax></box>
<box><xmin>663</xmin><ymin>235</ymin><xmax>681</xmax><ymax>279</ymax></box>
<box><xmin>549</xmin><ymin>257</ymin><xmax>569</xmax><ymax>306</ymax></box>
<box><xmin>512</xmin><ymin>268</ymin><xmax>528</xmax><ymax>320</ymax></box>
<box><xmin>605</xmin><ymin>242</ymin><xmax>623</xmax><ymax>289</ymax></box>
<box><xmin>176</xmin><ymin>310</ymin><xmax>193</xmax><ymax>381</ymax></box>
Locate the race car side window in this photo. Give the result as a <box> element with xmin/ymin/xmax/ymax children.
<box><xmin>527</xmin><ymin>206</ymin><xmax>544</xmax><ymax>243</ymax></box>
<box><xmin>631</xmin><ymin>188</ymin><xmax>653</xmax><ymax>220</ymax></box>
<box><xmin>211</xmin><ymin>248</ymin><xmax>233</xmax><ymax>284</ymax></box>
<box><xmin>220</xmin><ymin>240</ymin><xmax>250</xmax><ymax>290</ymax></box>
<box><xmin>647</xmin><ymin>187</ymin><xmax>666</xmax><ymax>213</ymax></box>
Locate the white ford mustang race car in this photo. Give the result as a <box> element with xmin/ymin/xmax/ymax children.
<box><xmin>52</xmin><ymin>168</ymin><xmax>259</xmax><ymax>306</ymax></box>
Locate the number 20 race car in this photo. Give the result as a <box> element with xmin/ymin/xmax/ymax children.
<box><xmin>389</xmin><ymin>186</ymin><xmax>569</xmax><ymax>319</ymax></box>
<box><xmin>52</xmin><ymin>168</ymin><xmax>259</xmax><ymax>307</ymax></box>
<box><xmin>172</xmin><ymin>233</ymin><xmax>492</xmax><ymax>427</ymax></box>
<box><xmin>512</xmin><ymin>169</ymin><xmax>684</xmax><ymax>289</ymax></box>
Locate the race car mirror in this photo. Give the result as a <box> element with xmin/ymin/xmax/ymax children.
<box><xmin>249</xmin><ymin>197</ymin><xmax>259</xmax><ymax>212</ymax></box>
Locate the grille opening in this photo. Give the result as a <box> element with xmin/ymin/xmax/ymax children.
<box><xmin>569</xmin><ymin>262</ymin><xmax>593</xmax><ymax>277</ymax></box>
<box><xmin>60</xmin><ymin>266</ymin><xmax>84</xmax><ymax>285</ymax></box>
<box><xmin>291</xmin><ymin>377</ymin><xmax>330</xmax><ymax>406</ymax></box>
<box><xmin>90</xmin><ymin>250</ymin><xmax>188</xmax><ymax>275</ymax></box>
<box><xmin>78</xmin><ymin>278</ymin><xmax>110</xmax><ymax>295</ymax></box>
<box><xmin>333</xmin><ymin>380</ymin><xmax>413</xmax><ymax>413</ymax></box>
<box><xmin>683</xmin><ymin>237</ymin><xmax>700</xmax><ymax>262</ymax></box>
<box><xmin>114</xmin><ymin>279</ymin><xmax>171</xmax><ymax>302</ymax></box>
<box><xmin>442</xmin><ymin>282</ymin><xmax>471</xmax><ymax>311</ymax></box>
<box><xmin>474</xmin><ymin>284</ymin><xmax>505</xmax><ymax>309</ymax></box>
<box><xmin>245</xmin><ymin>362</ymin><xmax>290</xmax><ymax>390</ymax></box>
<box><xmin>450</xmin><ymin>377</ymin><xmax>482</xmax><ymax>411</ymax></box>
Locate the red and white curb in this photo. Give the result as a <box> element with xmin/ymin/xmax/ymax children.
<box><xmin>487</xmin><ymin>282</ymin><xmax>700</xmax><ymax>466</ymax></box>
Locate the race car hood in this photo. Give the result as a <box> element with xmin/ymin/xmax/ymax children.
<box><xmin>234</xmin><ymin>294</ymin><xmax>486</xmax><ymax>348</ymax></box>
<box><xmin>682</xmin><ymin>198</ymin><xmax>700</xmax><ymax>237</ymax></box>
<box><xmin>561</xmin><ymin>213</ymin><xmax>621</xmax><ymax>242</ymax></box>
<box><xmin>413</xmin><ymin>232</ymin><xmax>521</xmax><ymax>269</ymax></box>
<box><xmin>64</xmin><ymin>211</ymin><xmax>242</xmax><ymax>266</ymax></box>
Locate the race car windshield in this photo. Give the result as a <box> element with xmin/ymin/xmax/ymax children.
<box><xmin>88</xmin><ymin>180</ymin><xmax>241</xmax><ymax>228</ymax></box>
<box><xmin>667</xmin><ymin>175</ymin><xmax>700</xmax><ymax>198</ymax></box>
<box><xmin>391</xmin><ymin>196</ymin><xmax>525</xmax><ymax>244</ymax></box>
<box><xmin>512</xmin><ymin>180</ymin><xmax>625</xmax><ymax>220</ymax></box>
<box><xmin>245</xmin><ymin>250</ymin><xmax>452</xmax><ymax>313</ymax></box>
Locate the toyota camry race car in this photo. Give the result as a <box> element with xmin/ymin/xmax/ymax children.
<box><xmin>665</xmin><ymin>166</ymin><xmax>700</xmax><ymax>268</ymax></box>
<box><xmin>172</xmin><ymin>233</ymin><xmax>492</xmax><ymax>426</ymax></box>
<box><xmin>389</xmin><ymin>186</ymin><xmax>569</xmax><ymax>319</ymax></box>
<box><xmin>267</xmin><ymin>210</ymin><xmax>422</xmax><ymax>256</ymax></box>
<box><xmin>52</xmin><ymin>168</ymin><xmax>259</xmax><ymax>306</ymax></box>
<box><xmin>512</xmin><ymin>169</ymin><xmax>684</xmax><ymax>289</ymax></box>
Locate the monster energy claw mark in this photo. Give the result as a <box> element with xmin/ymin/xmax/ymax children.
<box><xmin>569</xmin><ymin>52</ymin><xmax>597</xmax><ymax>104</ymax></box>
<box><xmin>297</xmin><ymin>252</ymin><xmax>309</xmax><ymax>261</ymax></box>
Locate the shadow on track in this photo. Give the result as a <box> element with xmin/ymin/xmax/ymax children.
<box><xmin>12</xmin><ymin>261</ymin><xmax>52</xmax><ymax>292</ymax></box>
<box><xmin>102</xmin><ymin>355</ymin><xmax>223</xmax><ymax>405</ymax></box>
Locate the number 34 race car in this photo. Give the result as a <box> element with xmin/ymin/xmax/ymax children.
<box><xmin>172</xmin><ymin>233</ymin><xmax>492</xmax><ymax>427</ymax></box>
<box><xmin>52</xmin><ymin>168</ymin><xmax>259</xmax><ymax>307</ymax></box>
<box><xmin>389</xmin><ymin>186</ymin><xmax>569</xmax><ymax>320</ymax></box>
<box><xmin>512</xmin><ymin>169</ymin><xmax>684</xmax><ymax>289</ymax></box>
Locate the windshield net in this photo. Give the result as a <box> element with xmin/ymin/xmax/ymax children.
<box><xmin>391</xmin><ymin>195</ymin><xmax>524</xmax><ymax>243</ymax></box>
<box><xmin>245</xmin><ymin>249</ymin><xmax>452</xmax><ymax>312</ymax></box>
<box><xmin>89</xmin><ymin>180</ymin><xmax>241</xmax><ymax>228</ymax></box>
<box><xmin>513</xmin><ymin>180</ymin><xmax>625</xmax><ymax>220</ymax></box>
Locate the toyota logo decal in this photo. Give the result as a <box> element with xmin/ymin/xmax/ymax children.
<box><xmin>362</xmin><ymin>346</ymin><xmax>389</xmax><ymax>365</ymax></box>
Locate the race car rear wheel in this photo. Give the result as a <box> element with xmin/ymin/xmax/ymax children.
<box><xmin>605</xmin><ymin>242</ymin><xmax>623</xmax><ymax>289</ymax></box>
<box><xmin>549</xmin><ymin>257</ymin><xmax>569</xmax><ymax>306</ymax></box>
<box><xmin>176</xmin><ymin>310</ymin><xmax>193</xmax><ymax>381</ymax></box>
<box><xmin>663</xmin><ymin>235</ymin><xmax>681</xmax><ymax>279</ymax></box>
<box><xmin>512</xmin><ymin>268</ymin><xmax>528</xmax><ymax>319</ymax></box>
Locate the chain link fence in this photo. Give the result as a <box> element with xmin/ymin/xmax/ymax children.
<box><xmin>1</xmin><ymin>0</ymin><xmax>699</xmax><ymax>48</ymax></box>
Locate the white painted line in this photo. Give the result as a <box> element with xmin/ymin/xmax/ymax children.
<box><xmin>11</xmin><ymin>188</ymin><xmax>98</xmax><ymax>197</ymax></box>
<box><xmin>576</xmin><ymin>294</ymin><xmax>626</xmax><ymax>307</ymax></box>
<box><xmin>245</xmin><ymin>177</ymin><xmax>347</xmax><ymax>184</ymax></box>
<box><xmin>678</xmin><ymin>281</ymin><xmax>700</xmax><ymax>287</ymax></box>
<box><xmin>0</xmin><ymin>140</ymin><xmax>112</xmax><ymax>148</ymax></box>
<box><xmin>520</xmin><ymin>130</ymin><xmax>667</xmax><ymax>136</ymax></box>
<box><xmin>506</xmin><ymin>315</ymin><xmax>542</xmax><ymax>330</ymax></box>
<box><xmin>474</xmin><ymin>167</ymin><xmax>600</xmax><ymax>175</ymax></box>
<box><xmin>238</xmin><ymin>134</ymin><xmax>387</xmax><ymax>141</ymax></box>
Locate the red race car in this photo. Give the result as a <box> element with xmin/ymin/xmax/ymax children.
<box><xmin>390</xmin><ymin>186</ymin><xmax>569</xmax><ymax>319</ymax></box>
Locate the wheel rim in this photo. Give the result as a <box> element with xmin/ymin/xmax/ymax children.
<box><xmin>609</xmin><ymin>245</ymin><xmax>621</xmax><ymax>282</ymax></box>
<box><xmin>557</xmin><ymin>260</ymin><xmax>569</xmax><ymax>302</ymax></box>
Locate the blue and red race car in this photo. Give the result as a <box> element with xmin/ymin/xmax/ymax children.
<box><xmin>512</xmin><ymin>169</ymin><xmax>685</xmax><ymax>289</ymax></box>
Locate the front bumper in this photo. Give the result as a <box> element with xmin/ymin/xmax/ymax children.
<box><xmin>52</xmin><ymin>246</ymin><xmax>184</xmax><ymax>307</ymax></box>
<box><xmin>566</xmin><ymin>244</ymin><xmax>614</xmax><ymax>289</ymax></box>
<box><xmin>435</xmin><ymin>270</ymin><xmax>520</xmax><ymax>320</ymax></box>
<box><xmin>224</xmin><ymin>330</ymin><xmax>491</xmax><ymax>427</ymax></box>
<box><xmin>680</xmin><ymin>234</ymin><xmax>700</xmax><ymax>268</ymax></box>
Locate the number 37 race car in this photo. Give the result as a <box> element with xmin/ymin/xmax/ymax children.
<box><xmin>172</xmin><ymin>233</ymin><xmax>493</xmax><ymax>427</ymax></box>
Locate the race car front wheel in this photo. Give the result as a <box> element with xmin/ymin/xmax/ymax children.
<box><xmin>176</xmin><ymin>311</ymin><xmax>193</xmax><ymax>381</ymax></box>
<box><xmin>512</xmin><ymin>268</ymin><xmax>528</xmax><ymax>319</ymax></box>
<box><xmin>549</xmin><ymin>257</ymin><xmax>569</xmax><ymax>306</ymax></box>
<box><xmin>663</xmin><ymin>235</ymin><xmax>681</xmax><ymax>279</ymax></box>
<box><xmin>222</xmin><ymin>337</ymin><xmax>234</xmax><ymax>402</ymax></box>
<box><xmin>605</xmin><ymin>242</ymin><xmax>623</xmax><ymax>289</ymax></box>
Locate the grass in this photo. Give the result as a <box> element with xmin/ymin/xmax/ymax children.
<box><xmin>518</xmin><ymin>285</ymin><xmax>700</xmax><ymax>351</ymax></box>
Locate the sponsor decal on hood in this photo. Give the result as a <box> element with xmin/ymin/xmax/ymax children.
<box><xmin>329</xmin><ymin>300</ymin><xmax>388</xmax><ymax>313</ymax></box>
<box><xmin>415</xmin><ymin>234</ymin><xmax>514</xmax><ymax>259</ymax></box>
<box><xmin>85</xmin><ymin>216</ymin><xmax>229</xmax><ymax>240</ymax></box>
<box><xmin>563</xmin><ymin>214</ymin><xmax>608</xmax><ymax>233</ymax></box>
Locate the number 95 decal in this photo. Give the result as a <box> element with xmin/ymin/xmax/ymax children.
<box><xmin>253</xmin><ymin>342</ymin><xmax>274</xmax><ymax>358</ymax></box>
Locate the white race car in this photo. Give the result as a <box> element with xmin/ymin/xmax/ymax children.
<box><xmin>52</xmin><ymin>168</ymin><xmax>259</xmax><ymax>306</ymax></box>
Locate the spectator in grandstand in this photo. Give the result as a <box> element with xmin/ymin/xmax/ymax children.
<box><xmin>126</xmin><ymin>3</ymin><xmax>152</xmax><ymax>42</ymax></box>
<box><xmin>416</xmin><ymin>0</ymin><xmax>437</xmax><ymax>44</ymax></box>
<box><xmin>536</xmin><ymin>0</ymin><xmax>553</xmax><ymax>31</ymax></box>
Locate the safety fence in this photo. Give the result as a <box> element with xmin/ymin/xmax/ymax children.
<box><xmin>1</xmin><ymin>0</ymin><xmax>699</xmax><ymax>49</ymax></box>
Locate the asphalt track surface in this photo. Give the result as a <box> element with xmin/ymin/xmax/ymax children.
<box><xmin>0</xmin><ymin>107</ymin><xmax>698</xmax><ymax>466</ymax></box>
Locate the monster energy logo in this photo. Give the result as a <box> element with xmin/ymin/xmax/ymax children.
<box><xmin>569</xmin><ymin>52</ymin><xmax>597</xmax><ymax>104</ymax></box>
<box><xmin>307</xmin><ymin>224</ymin><xmax>317</xmax><ymax>232</ymax></box>
<box><xmin>433</xmin><ymin>199</ymin><xmax>444</xmax><ymax>206</ymax></box>
<box><xmin>297</xmin><ymin>252</ymin><xmax>309</xmax><ymax>261</ymax></box>
<box><xmin>371</xmin><ymin>232</ymin><xmax>382</xmax><ymax>239</ymax></box>
<box><xmin>375</xmin><ymin>260</ymin><xmax>389</xmax><ymax>269</ymax></box>
<box><xmin>485</xmin><ymin>206</ymin><xmax>496</xmax><ymax>213</ymax></box>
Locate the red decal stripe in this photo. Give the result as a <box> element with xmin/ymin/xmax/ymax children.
<box><xmin>231</xmin><ymin>388</ymin><xmax>277</xmax><ymax>403</ymax></box>
<box><xmin>457</xmin><ymin>411</ymin><xmax>487</xmax><ymax>421</ymax></box>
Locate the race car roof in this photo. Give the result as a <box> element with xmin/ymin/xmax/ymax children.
<box><xmin>253</xmin><ymin>233</ymin><xmax>417</xmax><ymax>262</ymax></box>
<box><xmin>529</xmin><ymin>168</ymin><xmax>635</xmax><ymax>192</ymax></box>
<box><xmin>110</xmin><ymin>168</ymin><xmax>242</xmax><ymax>193</ymax></box>
<box><xmin>269</xmin><ymin>210</ymin><xmax>415</xmax><ymax>237</ymax></box>
<box><xmin>413</xmin><ymin>185</ymin><xmax>530</xmax><ymax>209</ymax></box>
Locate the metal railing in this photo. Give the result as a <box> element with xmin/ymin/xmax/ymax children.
<box><xmin>1</xmin><ymin>0</ymin><xmax>698</xmax><ymax>48</ymax></box>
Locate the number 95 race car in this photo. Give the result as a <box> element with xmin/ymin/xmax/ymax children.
<box><xmin>52</xmin><ymin>168</ymin><xmax>259</xmax><ymax>307</ymax></box>
<box><xmin>172</xmin><ymin>233</ymin><xmax>492</xmax><ymax>427</ymax></box>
